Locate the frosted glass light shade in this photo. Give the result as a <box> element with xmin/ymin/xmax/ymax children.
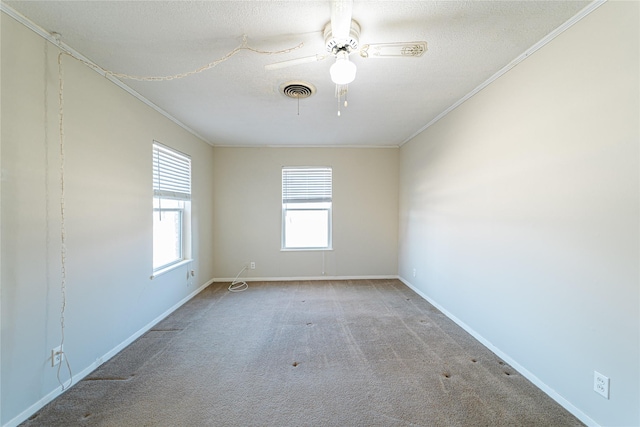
<box><xmin>330</xmin><ymin>51</ymin><xmax>357</xmax><ymax>85</ymax></box>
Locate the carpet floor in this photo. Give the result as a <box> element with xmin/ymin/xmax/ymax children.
<box><xmin>22</xmin><ymin>279</ymin><xmax>584</xmax><ymax>426</ymax></box>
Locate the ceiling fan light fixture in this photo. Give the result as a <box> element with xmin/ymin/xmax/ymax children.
<box><xmin>330</xmin><ymin>51</ymin><xmax>357</xmax><ymax>85</ymax></box>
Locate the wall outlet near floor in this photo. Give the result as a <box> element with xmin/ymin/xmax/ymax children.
<box><xmin>412</xmin><ymin>268</ymin><xmax>416</xmax><ymax>278</ymax></box>
<box><xmin>594</xmin><ymin>371</ymin><xmax>610</xmax><ymax>399</ymax></box>
<box><xmin>51</xmin><ymin>345</ymin><xmax>64</xmax><ymax>367</ymax></box>
<box><xmin>250</xmin><ymin>261</ymin><xmax>255</xmax><ymax>270</ymax></box>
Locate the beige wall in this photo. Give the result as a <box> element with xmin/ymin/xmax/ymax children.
<box><xmin>1</xmin><ymin>13</ymin><xmax>215</xmax><ymax>426</ymax></box>
<box><xmin>398</xmin><ymin>2</ymin><xmax>639</xmax><ymax>426</ymax></box>
<box><xmin>4</xmin><ymin>1</ymin><xmax>638</xmax><ymax>426</ymax></box>
<box><xmin>212</xmin><ymin>147</ymin><xmax>399</xmax><ymax>279</ymax></box>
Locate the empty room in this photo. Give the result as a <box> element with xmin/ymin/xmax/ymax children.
<box><xmin>1</xmin><ymin>1</ymin><xmax>638</xmax><ymax>426</ymax></box>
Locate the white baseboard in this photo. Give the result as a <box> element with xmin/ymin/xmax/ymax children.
<box><xmin>3</xmin><ymin>278</ymin><xmax>215</xmax><ymax>427</ymax></box>
<box><xmin>8</xmin><ymin>276</ymin><xmax>596</xmax><ymax>427</ymax></box>
<box><xmin>397</xmin><ymin>276</ymin><xmax>599</xmax><ymax>427</ymax></box>
<box><xmin>213</xmin><ymin>274</ymin><xmax>399</xmax><ymax>282</ymax></box>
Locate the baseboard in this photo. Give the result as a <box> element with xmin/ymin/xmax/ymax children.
<box><xmin>3</xmin><ymin>278</ymin><xmax>215</xmax><ymax>427</ymax></box>
<box><xmin>397</xmin><ymin>276</ymin><xmax>599</xmax><ymax>427</ymax></box>
<box><xmin>213</xmin><ymin>274</ymin><xmax>399</xmax><ymax>282</ymax></box>
<box><xmin>8</xmin><ymin>276</ymin><xmax>596</xmax><ymax>427</ymax></box>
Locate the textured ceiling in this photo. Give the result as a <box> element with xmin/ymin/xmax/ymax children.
<box><xmin>4</xmin><ymin>1</ymin><xmax>592</xmax><ymax>147</ymax></box>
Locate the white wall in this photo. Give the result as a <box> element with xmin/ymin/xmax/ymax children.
<box><xmin>1</xmin><ymin>13</ymin><xmax>215</xmax><ymax>426</ymax></box>
<box><xmin>212</xmin><ymin>147</ymin><xmax>398</xmax><ymax>279</ymax></box>
<box><xmin>398</xmin><ymin>2</ymin><xmax>638</xmax><ymax>426</ymax></box>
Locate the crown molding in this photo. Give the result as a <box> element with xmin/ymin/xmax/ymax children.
<box><xmin>399</xmin><ymin>0</ymin><xmax>608</xmax><ymax>147</ymax></box>
<box><xmin>1</xmin><ymin>2</ymin><xmax>212</xmax><ymax>146</ymax></box>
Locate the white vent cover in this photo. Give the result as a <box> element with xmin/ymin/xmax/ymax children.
<box><xmin>280</xmin><ymin>81</ymin><xmax>316</xmax><ymax>99</ymax></box>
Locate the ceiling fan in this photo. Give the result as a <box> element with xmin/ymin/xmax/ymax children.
<box><xmin>265</xmin><ymin>0</ymin><xmax>428</xmax><ymax>87</ymax></box>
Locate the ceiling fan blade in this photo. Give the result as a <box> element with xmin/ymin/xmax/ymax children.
<box><xmin>331</xmin><ymin>0</ymin><xmax>353</xmax><ymax>43</ymax></box>
<box><xmin>359</xmin><ymin>41</ymin><xmax>427</xmax><ymax>58</ymax></box>
<box><xmin>264</xmin><ymin>54</ymin><xmax>327</xmax><ymax>70</ymax></box>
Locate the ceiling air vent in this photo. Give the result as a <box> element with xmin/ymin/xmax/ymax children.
<box><xmin>280</xmin><ymin>81</ymin><xmax>316</xmax><ymax>99</ymax></box>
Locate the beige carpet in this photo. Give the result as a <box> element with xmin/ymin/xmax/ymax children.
<box><xmin>23</xmin><ymin>279</ymin><xmax>583</xmax><ymax>426</ymax></box>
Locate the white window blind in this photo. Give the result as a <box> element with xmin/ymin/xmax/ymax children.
<box><xmin>153</xmin><ymin>142</ymin><xmax>191</xmax><ymax>201</ymax></box>
<box><xmin>282</xmin><ymin>167</ymin><xmax>332</xmax><ymax>204</ymax></box>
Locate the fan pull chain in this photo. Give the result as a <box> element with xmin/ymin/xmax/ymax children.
<box><xmin>335</xmin><ymin>84</ymin><xmax>349</xmax><ymax>116</ymax></box>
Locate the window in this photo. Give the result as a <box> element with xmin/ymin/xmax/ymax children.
<box><xmin>153</xmin><ymin>142</ymin><xmax>191</xmax><ymax>271</ymax></box>
<box><xmin>282</xmin><ymin>167</ymin><xmax>332</xmax><ymax>250</ymax></box>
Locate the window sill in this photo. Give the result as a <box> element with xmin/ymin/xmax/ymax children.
<box><xmin>150</xmin><ymin>259</ymin><xmax>192</xmax><ymax>279</ymax></box>
<box><xmin>281</xmin><ymin>248</ymin><xmax>333</xmax><ymax>252</ymax></box>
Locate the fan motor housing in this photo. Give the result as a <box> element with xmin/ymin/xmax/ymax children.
<box><xmin>324</xmin><ymin>20</ymin><xmax>361</xmax><ymax>54</ymax></box>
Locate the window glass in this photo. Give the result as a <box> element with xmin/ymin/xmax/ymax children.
<box><xmin>153</xmin><ymin>209</ymin><xmax>182</xmax><ymax>269</ymax></box>
<box><xmin>282</xmin><ymin>167</ymin><xmax>332</xmax><ymax>250</ymax></box>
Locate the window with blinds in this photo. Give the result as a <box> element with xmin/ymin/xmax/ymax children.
<box><xmin>282</xmin><ymin>167</ymin><xmax>332</xmax><ymax>250</ymax></box>
<box><xmin>153</xmin><ymin>143</ymin><xmax>191</xmax><ymax>201</ymax></box>
<box><xmin>152</xmin><ymin>142</ymin><xmax>191</xmax><ymax>272</ymax></box>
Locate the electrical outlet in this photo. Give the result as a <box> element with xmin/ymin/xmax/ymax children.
<box><xmin>412</xmin><ymin>268</ymin><xmax>416</xmax><ymax>278</ymax></box>
<box><xmin>594</xmin><ymin>371</ymin><xmax>610</xmax><ymax>399</ymax></box>
<box><xmin>51</xmin><ymin>345</ymin><xmax>64</xmax><ymax>367</ymax></box>
<box><xmin>250</xmin><ymin>261</ymin><xmax>255</xmax><ymax>270</ymax></box>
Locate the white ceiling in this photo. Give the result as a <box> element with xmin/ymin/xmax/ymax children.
<box><xmin>4</xmin><ymin>0</ymin><xmax>592</xmax><ymax>147</ymax></box>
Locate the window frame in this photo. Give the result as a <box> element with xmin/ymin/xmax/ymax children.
<box><xmin>152</xmin><ymin>142</ymin><xmax>192</xmax><ymax>275</ymax></box>
<box><xmin>281</xmin><ymin>167</ymin><xmax>333</xmax><ymax>251</ymax></box>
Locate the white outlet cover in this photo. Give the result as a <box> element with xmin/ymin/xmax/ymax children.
<box><xmin>594</xmin><ymin>371</ymin><xmax>610</xmax><ymax>399</ymax></box>
<box><xmin>51</xmin><ymin>345</ymin><xmax>64</xmax><ymax>367</ymax></box>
